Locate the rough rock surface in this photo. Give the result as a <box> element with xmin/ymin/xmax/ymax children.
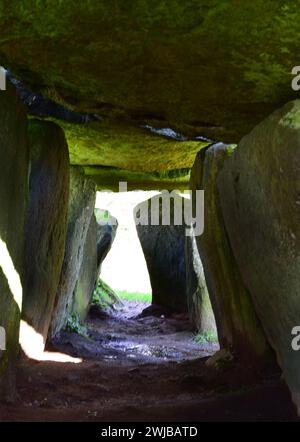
<box><xmin>72</xmin><ymin>215</ymin><xmax>97</xmax><ymax>322</ymax></box>
<box><xmin>135</xmin><ymin>193</ymin><xmax>187</xmax><ymax>312</ymax></box>
<box><xmin>185</xmin><ymin>229</ymin><xmax>216</xmax><ymax>334</ymax></box>
<box><xmin>190</xmin><ymin>143</ymin><xmax>271</xmax><ymax>365</ymax></box>
<box><xmin>95</xmin><ymin>209</ymin><xmax>118</xmax><ymax>279</ymax></box>
<box><xmin>218</xmin><ymin>101</ymin><xmax>300</xmax><ymax>413</ymax></box>
<box><xmin>0</xmin><ymin>81</ymin><xmax>28</xmax><ymax>400</ymax></box>
<box><xmin>1</xmin><ymin>1</ymin><xmax>299</xmax><ymax>148</ymax></box>
<box><xmin>50</xmin><ymin>167</ymin><xmax>96</xmax><ymax>338</ymax></box>
<box><xmin>60</xmin><ymin>119</ymin><xmax>207</xmax><ymax>173</ymax></box>
<box><xmin>22</xmin><ymin>119</ymin><xmax>69</xmax><ymax>344</ymax></box>
<box><xmin>84</xmin><ymin>166</ymin><xmax>192</xmax><ymax>192</ymax></box>
<box><xmin>1</xmin><ymin>1</ymin><xmax>299</xmax><ymax>191</ymax></box>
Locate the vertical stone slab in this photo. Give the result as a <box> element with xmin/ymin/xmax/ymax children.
<box><xmin>0</xmin><ymin>81</ymin><xmax>29</xmax><ymax>400</ymax></box>
<box><xmin>22</xmin><ymin>120</ymin><xmax>69</xmax><ymax>345</ymax></box>
<box><xmin>72</xmin><ymin>209</ymin><xmax>119</xmax><ymax>323</ymax></box>
<box><xmin>185</xmin><ymin>229</ymin><xmax>216</xmax><ymax>334</ymax></box>
<box><xmin>135</xmin><ymin>193</ymin><xmax>188</xmax><ymax>313</ymax></box>
<box><xmin>191</xmin><ymin>143</ymin><xmax>271</xmax><ymax>365</ymax></box>
<box><xmin>72</xmin><ymin>214</ymin><xmax>97</xmax><ymax>322</ymax></box>
<box><xmin>218</xmin><ymin>101</ymin><xmax>300</xmax><ymax>412</ymax></box>
<box><xmin>95</xmin><ymin>208</ymin><xmax>118</xmax><ymax>279</ymax></box>
<box><xmin>50</xmin><ymin>167</ymin><xmax>96</xmax><ymax>338</ymax></box>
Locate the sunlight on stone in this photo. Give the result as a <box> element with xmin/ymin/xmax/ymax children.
<box><xmin>19</xmin><ymin>320</ymin><xmax>82</xmax><ymax>363</ymax></box>
<box><xmin>0</xmin><ymin>238</ymin><xmax>22</xmax><ymax>311</ymax></box>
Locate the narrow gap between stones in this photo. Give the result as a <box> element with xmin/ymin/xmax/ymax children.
<box><xmin>1</xmin><ymin>41</ymin><xmax>300</xmax><ymax>420</ymax></box>
<box><xmin>49</xmin><ymin>190</ymin><xmax>218</xmax><ymax>367</ymax></box>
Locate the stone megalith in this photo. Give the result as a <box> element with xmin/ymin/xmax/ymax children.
<box><xmin>72</xmin><ymin>214</ymin><xmax>97</xmax><ymax>322</ymax></box>
<box><xmin>22</xmin><ymin>120</ymin><xmax>69</xmax><ymax>346</ymax></box>
<box><xmin>190</xmin><ymin>143</ymin><xmax>271</xmax><ymax>365</ymax></box>
<box><xmin>135</xmin><ymin>193</ymin><xmax>187</xmax><ymax>313</ymax></box>
<box><xmin>49</xmin><ymin>167</ymin><xmax>96</xmax><ymax>338</ymax></box>
<box><xmin>95</xmin><ymin>208</ymin><xmax>118</xmax><ymax>278</ymax></box>
<box><xmin>72</xmin><ymin>209</ymin><xmax>118</xmax><ymax>323</ymax></box>
<box><xmin>218</xmin><ymin>101</ymin><xmax>300</xmax><ymax>413</ymax></box>
<box><xmin>185</xmin><ymin>228</ymin><xmax>216</xmax><ymax>334</ymax></box>
<box><xmin>0</xmin><ymin>80</ymin><xmax>29</xmax><ymax>400</ymax></box>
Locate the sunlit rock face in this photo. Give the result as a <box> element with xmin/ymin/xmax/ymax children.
<box><xmin>72</xmin><ymin>215</ymin><xmax>97</xmax><ymax>323</ymax></box>
<box><xmin>185</xmin><ymin>228</ymin><xmax>216</xmax><ymax>335</ymax></box>
<box><xmin>22</xmin><ymin>120</ymin><xmax>70</xmax><ymax>345</ymax></box>
<box><xmin>1</xmin><ymin>1</ymin><xmax>299</xmax><ymax>180</ymax></box>
<box><xmin>0</xmin><ymin>81</ymin><xmax>29</xmax><ymax>400</ymax></box>
<box><xmin>190</xmin><ymin>144</ymin><xmax>272</xmax><ymax>366</ymax></box>
<box><xmin>218</xmin><ymin>101</ymin><xmax>300</xmax><ymax>414</ymax></box>
<box><xmin>58</xmin><ymin>119</ymin><xmax>207</xmax><ymax>175</ymax></box>
<box><xmin>49</xmin><ymin>167</ymin><xmax>96</xmax><ymax>339</ymax></box>
<box><xmin>8</xmin><ymin>71</ymin><xmax>209</xmax><ymax>189</ymax></box>
<box><xmin>135</xmin><ymin>193</ymin><xmax>188</xmax><ymax>313</ymax></box>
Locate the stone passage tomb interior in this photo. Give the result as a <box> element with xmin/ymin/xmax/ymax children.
<box><xmin>0</xmin><ymin>1</ymin><xmax>300</xmax><ymax>423</ymax></box>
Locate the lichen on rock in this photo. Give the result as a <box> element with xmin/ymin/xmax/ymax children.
<box><xmin>190</xmin><ymin>143</ymin><xmax>272</xmax><ymax>366</ymax></box>
<box><xmin>0</xmin><ymin>81</ymin><xmax>29</xmax><ymax>400</ymax></box>
<box><xmin>49</xmin><ymin>167</ymin><xmax>96</xmax><ymax>339</ymax></box>
<box><xmin>218</xmin><ymin>100</ymin><xmax>300</xmax><ymax>414</ymax></box>
<box><xmin>22</xmin><ymin>119</ymin><xmax>70</xmax><ymax>346</ymax></box>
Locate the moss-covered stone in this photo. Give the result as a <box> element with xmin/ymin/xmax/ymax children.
<box><xmin>49</xmin><ymin>167</ymin><xmax>96</xmax><ymax>338</ymax></box>
<box><xmin>218</xmin><ymin>100</ymin><xmax>300</xmax><ymax>414</ymax></box>
<box><xmin>185</xmin><ymin>228</ymin><xmax>216</xmax><ymax>334</ymax></box>
<box><xmin>0</xmin><ymin>1</ymin><xmax>299</xmax><ymax>146</ymax></box>
<box><xmin>22</xmin><ymin>119</ymin><xmax>69</xmax><ymax>344</ymax></box>
<box><xmin>0</xmin><ymin>81</ymin><xmax>29</xmax><ymax>400</ymax></box>
<box><xmin>58</xmin><ymin>119</ymin><xmax>207</xmax><ymax>172</ymax></box>
<box><xmin>84</xmin><ymin>166</ymin><xmax>191</xmax><ymax>191</ymax></box>
<box><xmin>72</xmin><ymin>215</ymin><xmax>97</xmax><ymax>323</ymax></box>
<box><xmin>72</xmin><ymin>209</ymin><xmax>118</xmax><ymax>322</ymax></box>
<box><xmin>190</xmin><ymin>143</ymin><xmax>272</xmax><ymax>366</ymax></box>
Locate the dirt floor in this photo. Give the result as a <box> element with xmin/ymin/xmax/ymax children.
<box><xmin>0</xmin><ymin>301</ymin><xmax>298</xmax><ymax>422</ymax></box>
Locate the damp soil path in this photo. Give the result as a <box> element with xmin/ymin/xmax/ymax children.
<box><xmin>51</xmin><ymin>300</ymin><xmax>219</xmax><ymax>364</ymax></box>
<box><xmin>0</xmin><ymin>301</ymin><xmax>298</xmax><ymax>422</ymax></box>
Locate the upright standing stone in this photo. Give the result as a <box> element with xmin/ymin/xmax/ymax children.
<box><xmin>72</xmin><ymin>209</ymin><xmax>119</xmax><ymax>322</ymax></box>
<box><xmin>218</xmin><ymin>101</ymin><xmax>300</xmax><ymax>413</ymax></box>
<box><xmin>190</xmin><ymin>143</ymin><xmax>271</xmax><ymax>365</ymax></box>
<box><xmin>0</xmin><ymin>80</ymin><xmax>29</xmax><ymax>400</ymax></box>
<box><xmin>185</xmin><ymin>228</ymin><xmax>216</xmax><ymax>334</ymax></box>
<box><xmin>72</xmin><ymin>214</ymin><xmax>97</xmax><ymax>322</ymax></box>
<box><xmin>135</xmin><ymin>193</ymin><xmax>187</xmax><ymax>312</ymax></box>
<box><xmin>95</xmin><ymin>208</ymin><xmax>118</xmax><ymax>279</ymax></box>
<box><xmin>22</xmin><ymin>120</ymin><xmax>69</xmax><ymax>345</ymax></box>
<box><xmin>50</xmin><ymin>167</ymin><xmax>96</xmax><ymax>338</ymax></box>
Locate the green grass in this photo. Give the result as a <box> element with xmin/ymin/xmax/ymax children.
<box><xmin>117</xmin><ymin>290</ymin><xmax>151</xmax><ymax>303</ymax></box>
<box><xmin>92</xmin><ymin>279</ymin><xmax>151</xmax><ymax>307</ymax></box>
<box><xmin>194</xmin><ymin>331</ymin><xmax>218</xmax><ymax>344</ymax></box>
